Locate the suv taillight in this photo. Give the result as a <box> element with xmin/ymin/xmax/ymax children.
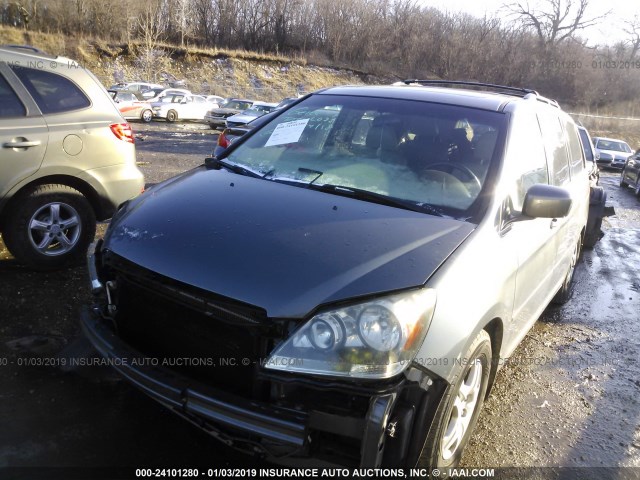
<box><xmin>110</xmin><ymin>123</ymin><xmax>135</xmax><ymax>144</ymax></box>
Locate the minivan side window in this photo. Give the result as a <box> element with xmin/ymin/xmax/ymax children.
<box><xmin>9</xmin><ymin>66</ymin><xmax>91</xmax><ymax>114</ymax></box>
<box><xmin>0</xmin><ymin>74</ymin><xmax>26</xmax><ymax>117</ymax></box>
<box><xmin>564</xmin><ymin>119</ymin><xmax>584</xmax><ymax>177</ymax></box>
<box><xmin>538</xmin><ymin>111</ymin><xmax>570</xmax><ymax>186</ymax></box>
<box><xmin>507</xmin><ymin>110</ymin><xmax>549</xmax><ymax>212</ymax></box>
<box><xmin>578</xmin><ymin>129</ymin><xmax>594</xmax><ymax>162</ymax></box>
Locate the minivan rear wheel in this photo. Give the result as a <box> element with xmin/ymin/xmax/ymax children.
<box><xmin>620</xmin><ymin>173</ymin><xmax>629</xmax><ymax>188</ymax></box>
<box><xmin>2</xmin><ymin>184</ymin><xmax>96</xmax><ymax>270</ymax></box>
<box><xmin>552</xmin><ymin>237</ymin><xmax>581</xmax><ymax>304</ymax></box>
<box><xmin>419</xmin><ymin>329</ymin><xmax>491</xmax><ymax>469</ymax></box>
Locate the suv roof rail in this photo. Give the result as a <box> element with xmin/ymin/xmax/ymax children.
<box><xmin>523</xmin><ymin>92</ymin><xmax>560</xmax><ymax>108</ymax></box>
<box><xmin>402</xmin><ymin>79</ymin><xmax>539</xmax><ymax>97</ymax></box>
<box><xmin>0</xmin><ymin>44</ymin><xmax>56</xmax><ymax>59</ymax></box>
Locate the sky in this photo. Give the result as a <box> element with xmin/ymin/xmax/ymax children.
<box><xmin>421</xmin><ymin>0</ymin><xmax>640</xmax><ymax>46</ymax></box>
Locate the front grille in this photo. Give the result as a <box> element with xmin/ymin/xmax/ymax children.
<box><xmin>103</xmin><ymin>253</ymin><xmax>277</xmax><ymax>397</ymax></box>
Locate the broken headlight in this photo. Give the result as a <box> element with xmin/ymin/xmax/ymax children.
<box><xmin>264</xmin><ymin>289</ymin><xmax>436</xmax><ymax>379</ymax></box>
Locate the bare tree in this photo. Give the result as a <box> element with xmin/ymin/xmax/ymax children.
<box><xmin>504</xmin><ymin>0</ymin><xmax>609</xmax><ymax>49</ymax></box>
<box><xmin>136</xmin><ymin>0</ymin><xmax>165</xmax><ymax>82</ymax></box>
<box><xmin>623</xmin><ymin>15</ymin><xmax>640</xmax><ymax>58</ymax></box>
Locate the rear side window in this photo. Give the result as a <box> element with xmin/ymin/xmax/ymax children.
<box><xmin>10</xmin><ymin>66</ymin><xmax>90</xmax><ymax>114</ymax></box>
<box><xmin>578</xmin><ymin>129</ymin><xmax>594</xmax><ymax>162</ymax></box>
<box><xmin>564</xmin><ymin>119</ymin><xmax>584</xmax><ymax>176</ymax></box>
<box><xmin>538</xmin><ymin>111</ymin><xmax>570</xmax><ymax>186</ymax></box>
<box><xmin>0</xmin><ymin>74</ymin><xmax>26</xmax><ymax>117</ymax></box>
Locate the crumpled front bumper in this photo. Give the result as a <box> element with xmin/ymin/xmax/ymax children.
<box><xmin>81</xmin><ymin>307</ymin><xmax>434</xmax><ymax>467</ymax></box>
<box><xmin>81</xmin><ymin>308</ymin><xmax>309</xmax><ymax>448</ymax></box>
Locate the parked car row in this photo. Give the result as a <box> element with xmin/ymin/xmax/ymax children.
<box><xmin>109</xmin><ymin>82</ymin><xmax>295</xmax><ymax>126</ymax></box>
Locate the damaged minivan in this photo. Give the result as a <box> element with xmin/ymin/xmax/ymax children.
<box><xmin>82</xmin><ymin>81</ymin><xmax>590</xmax><ymax>468</ymax></box>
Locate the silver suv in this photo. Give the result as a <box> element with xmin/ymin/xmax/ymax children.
<box><xmin>84</xmin><ymin>81</ymin><xmax>591</xmax><ymax>468</ymax></box>
<box><xmin>0</xmin><ymin>45</ymin><xmax>144</xmax><ymax>269</ymax></box>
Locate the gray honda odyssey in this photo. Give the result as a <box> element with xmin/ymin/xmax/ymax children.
<box><xmin>82</xmin><ymin>81</ymin><xmax>590</xmax><ymax>468</ymax></box>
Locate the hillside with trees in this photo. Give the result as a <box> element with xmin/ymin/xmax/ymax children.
<box><xmin>2</xmin><ymin>0</ymin><xmax>640</xmax><ymax>116</ymax></box>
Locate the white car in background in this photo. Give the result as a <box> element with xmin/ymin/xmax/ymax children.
<box><xmin>146</xmin><ymin>88</ymin><xmax>192</xmax><ymax>102</ymax></box>
<box><xmin>205</xmin><ymin>95</ymin><xmax>226</xmax><ymax>108</ymax></box>
<box><xmin>108</xmin><ymin>90</ymin><xmax>154</xmax><ymax>123</ymax></box>
<box><xmin>593</xmin><ymin>136</ymin><xmax>633</xmax><ymax>170</ymax></box>
<box><xmin>152</xmin><ymin>94</ymin><xmax>212</xmax><ymax>122</ymax></box>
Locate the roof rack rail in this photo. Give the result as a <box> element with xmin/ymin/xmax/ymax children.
<box><xmin>402</xmin><ymin>79</ymin><xmax>539</xmax><ymax>97</ymax></box>
<box><xmin>0</xmin><ymin>44</ymin><xmax>55</xmax><ymax>58</ymax></box>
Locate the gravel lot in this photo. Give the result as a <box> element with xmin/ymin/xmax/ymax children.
<box><xmin>1</xmin><ymin>121</ymin><xmax>639</xmax><ymax>475</ymax></box>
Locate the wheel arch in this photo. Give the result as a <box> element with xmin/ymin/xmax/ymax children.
<box><xmin>1</xmin><ymin>174</ymin><xmax>108</xmax><ymax>231</ymax></box>
<box><xmin>482</xmin><ymin>317</ymin><xmax>504</xmax><ymax>398</ymax></box>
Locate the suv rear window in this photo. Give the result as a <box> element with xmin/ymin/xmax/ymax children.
<box><xmin>10</xmin><ymin>66</ymin><xmax>91</xmax><ymax>114</ymax></box>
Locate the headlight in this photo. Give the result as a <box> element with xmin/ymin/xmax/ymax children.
<box><xmin>265</xmin><ymin>289</ymin><xmax>436</xmax><ymax>379</ymax></box>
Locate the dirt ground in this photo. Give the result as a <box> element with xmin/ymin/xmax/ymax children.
<box><xmin>1</xmin><ymin>121</ymin><xmax>639</xmax><ymax>475</ymax></box>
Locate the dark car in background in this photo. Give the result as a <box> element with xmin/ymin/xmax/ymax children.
<box><xmin>620</xmin><ymin>149</ymin><xmax>640</xmax><ymax>198</ymax></box>
<box><xmin>204</xmin><ymin>98</ymin><xmax>254</xmax><ymax>129</ymax></box>
<box><xmin>225</xmin><ymin>102</ymin><xmax>278</xmax><ymax>128</ymax></box>
<box><xmin>83</xmin><ymin>81</ymin><xmax>591</xmax><ymax>469</ymax></box>
<box><xmin>213</xmin><ymin>111</ymin><xmax>278</xmax><ymax>157</ymax></box>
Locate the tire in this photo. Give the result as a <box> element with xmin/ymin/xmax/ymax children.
<box><xmin>620</xmin><ymin>172</ymin><xmax>629</xmax><ymax>188</ymax></box>
<box><xmin>552</xmin><ymin>237</ymin><xmax>581</xmax><ymax>304</ymax></box>
<box><xmin>141</xmin><ymin>109</ymin><xmax>153</xmax><ymax>123</ymax></box>
<box><xmin>419</xmin><ymin>329</ymin><xmax>492</xmax><ymax>469</ymax></box>
<box><xmin>584</xmin><ymin>187</ymin><xmax>606</xmax><ymax>249</ymax></box>
<box><xmin>166</xmin><ymin>110</ymin><xmax>178</xmax><ymax>122</ymax></box>
<box><xmin>2</xmin><ymin>184</ymin><xmax>96</xmax><ymax>270</ymax></box>
<box><xmin>635</xmin><ymin>178</ymin><xmax>640</xmax><ymax>199</ymax></box>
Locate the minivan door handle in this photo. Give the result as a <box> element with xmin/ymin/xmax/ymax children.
<box><xmin>3</xmin><ymin>140</ymin><xmax>42</xmax><ymax>149</ymax></box>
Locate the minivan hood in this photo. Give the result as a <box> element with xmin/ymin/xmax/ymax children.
<box><xmin>104</xmin><ymin>167</ymin><xmax>474</xmax><ymax>318</ymax></box>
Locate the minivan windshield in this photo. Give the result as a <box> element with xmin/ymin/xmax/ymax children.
<box><xmin>225</xmin><ymin>94</ymin><xmax>506</xmax><ymax>216</ymax></box>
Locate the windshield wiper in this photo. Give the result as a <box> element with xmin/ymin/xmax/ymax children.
<box><xmin>313</xmin><ymin>184</ymin><xmax>444</xmax><ymax>216</ymax></box>
<box><xmin>205</xmin><ymin>157</ymin><xmax>263</xmax><ymax>179</ymax></box>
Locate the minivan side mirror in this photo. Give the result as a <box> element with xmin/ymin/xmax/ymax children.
<box><xmin>522</xmin><ymin>184</ymin><xmax>572</xmax><ymax>219</ymax></box>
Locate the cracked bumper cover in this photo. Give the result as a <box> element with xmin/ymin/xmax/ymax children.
<box><xmin>80</xmin><ymin>307</ymin><xmax>415</xmax><ymax>466</ymax></box>
<box><xmin>81</xmin><ymin>307</ymin><xmax>308</xmax><ymax>447</ymax></box>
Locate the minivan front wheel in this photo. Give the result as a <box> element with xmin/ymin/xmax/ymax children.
<box><xmin>420</xmin><ymin>329</ymin><xmax>491</xmax><ymax>469</ymax></box>
<box><xmin>2</xmin><ymin>184</ymin><xmax>96</xmax><ymax>270</ymax></box>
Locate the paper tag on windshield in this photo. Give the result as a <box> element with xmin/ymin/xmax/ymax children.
<box><xmin>264</xmin><ymin>119</ymin><xmax>309</xmax><ymax>147</ymax></box>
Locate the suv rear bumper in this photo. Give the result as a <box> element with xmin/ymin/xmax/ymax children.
<box><xmin>79</xmin><ymin>163</ymin><xmax>145</xmax><ymax>219</ymax></box>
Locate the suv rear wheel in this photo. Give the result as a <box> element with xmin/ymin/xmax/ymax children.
<box><xmin>2</xmin><ymin>184</ymin><xmax>96</xmax><ymax>269</ymax></box>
